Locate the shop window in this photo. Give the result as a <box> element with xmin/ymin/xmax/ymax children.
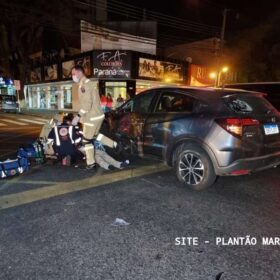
<box><xmin>29</xmin><ymin>87</ymin><xmax>40</xmax><ymax>108</ymax></box>
<box><xmin>40</xmin><ymin>91</ymin><xmax>46</xmax><ymax>109</ymax></box>
<box><xmin>105</xmin><ymin>81</ymin><xmax>127</xmax><ymax>109</ymax></box>
<box><xmin>63</xmin><ymin>86</ymin><xmax>72</xmax><ymax>109</ymax></box>
<box><xmin>48</xmin><ymin>86</ymin><xmax>58</xmax><ymax>110</ymax></box>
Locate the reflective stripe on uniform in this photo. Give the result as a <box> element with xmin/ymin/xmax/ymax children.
<box><xmin>69</xmin><ymin>126</ymin><xmax>74</xmax><ymax>144</ymax></box>
<box><xmin>89</xmin><ymin>114</ymin><xmax>105</xmax><ymax>121</ymax></box>
<box><xmin>79</xmin><ymin>109</ymin><xmax>88</xmax><ymax>116</ymax></box>
<box><xmin>54</xmin><ymin>127</ymin><xmax>61</xmax><ymax>146</ymax></box>
<box><xmin>96</xmin><ymin>133</ymin><xmax>104</xmax><ymax>141</ymax></box>
<box><xmin>84</xmin><ymin>123</ymin><xmax>94</xmax><ymax>127</ymax></box>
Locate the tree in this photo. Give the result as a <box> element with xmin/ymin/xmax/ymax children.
<box><xmin>228</xmin><ymin>10</ymin><xmax>280</xmax><ymax>82</ymax></box>
<box><xmin>0</xmin><ymin>0</ymin><xmax>73</xmax><ymax>98</ymax></box>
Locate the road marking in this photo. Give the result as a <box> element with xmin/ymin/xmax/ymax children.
<box><xmin>0</xmin><ymin>164</ymin><xmax>170</xmax><ymax>210</ymax></box>
<box><xmin>0</xmin><ymin>166</ymin><xmax>46</xmax><ymax>191</ymax></box>
<box><xmin>18</xmin><ymin>118</ymin><xmax>45</xmax><ymax>125</ymax></box>
<box><xmin>0</xmin><ymin>129</ymin><xmax>40</xmax><ymax>143</ymax></box>
<box><xmin>33</xmin><ymin>117</ymin><xmax>49</xmax><ymax>122</ymax></box>
<box><xmin>1</xmin><ymin>119</ymin><xmax>28</xmax><ymax>126</ymax></box>
<box><xmin>1</xmin><ymin>180</ymin><xmax>61</xmax><ymax>185</ymax></box>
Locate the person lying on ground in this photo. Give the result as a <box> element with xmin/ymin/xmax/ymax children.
<box><xmin>78</xmin><ymin>141</ymin><xmax>130</xmax><ymax>171</ymax></box>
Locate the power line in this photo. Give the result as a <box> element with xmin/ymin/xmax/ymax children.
<box><xmin>108</xmin><ymin>0</ymin><xmax>220</xmax><ymax>31</ymax></box>
<box><xmin>107</xmin><ymin>1</ymin><xmax>220</xmax><ymax>34</ymax></box>
<box><xmin>0</xmin><ymin>2</ymin><xmax>221</xmax><ymax>53</ymax></box>
<box><xmin>72</xmin><ymin>0</ymin><xmax>220</xmax><ymax>35</ymax></box>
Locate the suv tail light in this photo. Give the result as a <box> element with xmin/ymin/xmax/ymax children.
<box><xmin>216</xmin><ymin>118</ymin><xmax>260</xmax><ymax>137</ymax></box>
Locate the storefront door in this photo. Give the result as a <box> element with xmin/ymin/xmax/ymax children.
<box><xmin>105</xmin><ymin>81</ymin><xmax>127</xmax><ymax>109</ymax></box>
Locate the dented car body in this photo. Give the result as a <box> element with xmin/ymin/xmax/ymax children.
<box><xmin>106</xmin><ymin>87</ymin><xmax>280</xmax><ymax>189</ymax></box>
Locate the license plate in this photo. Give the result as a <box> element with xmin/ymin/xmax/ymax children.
<box><xmin>264</xmin><ymin>123</ymin><xmax>279</xmax><ymax>135</ymax></box>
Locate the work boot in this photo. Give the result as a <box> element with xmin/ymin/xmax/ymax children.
<box><xmin>120</xmin><ymin>160</ymin><xmax>130</xmax><ymax>169</ymax></box>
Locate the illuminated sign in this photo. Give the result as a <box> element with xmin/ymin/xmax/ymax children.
<box><xmin>93</xmin><ymin>50</ymin><xmax>131</xmax><ymax>78</ymax></box>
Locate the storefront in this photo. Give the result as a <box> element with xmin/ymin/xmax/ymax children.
<box><xmin>26</xmin><ymin>81</ymin><xmax>76</xmax><ymax>110</ymax></box>
<box><xmin>189</xmin><ymin>64</ymin><xmax>238</xmax><ymax>87</ymax></box>
<box><xmin>24</xmin><ymin>50</ymin><xmax>188</xmax><ymax>112</ymax></box>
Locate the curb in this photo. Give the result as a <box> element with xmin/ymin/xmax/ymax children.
<box><xmin>0</xmin><ymin>163</ymin><xmax>171</xmax><ymax>210</ymax></box>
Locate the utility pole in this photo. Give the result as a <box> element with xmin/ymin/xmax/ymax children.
<box><xmin>220</xmin><ymin>8</ymin><xmax>229</xmax><ymax>56</ymax></box>
<box><xmin>143</xmin><ymin>8</ymin><xmax>147</xmax><ymax>20</ymax></box>
<box><xmin>216</xmin><ymin>8</ymin><xmax>229</xmax><ymax>87</ymax></box>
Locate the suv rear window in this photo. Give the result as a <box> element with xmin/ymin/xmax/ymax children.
<box><xmin>0</xmin><ymin>95</ymin><xmax>16</xmax><ymax>102</ymax></box>
<box><xmin>224</xmin><ymin>94</ymin><xmax>276</xmax><ymax>114</ymax></box>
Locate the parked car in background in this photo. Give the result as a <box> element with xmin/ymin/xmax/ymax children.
<box><xmin>106</xmin><ymin>87</ymin><xmax>280</xmax><ymax>190</ymax></box>
<box><xmin>0</xmin><ymin>95</ymin><xmax>18</xmax><ymax>112</ymax></box>
<box><xmin>224</xmin><ymin>82</ymin><xmax>280</xmax><ymax>111</ymax></box>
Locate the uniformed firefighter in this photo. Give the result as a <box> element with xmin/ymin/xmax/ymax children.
<box><xmin>71</xmin><ymin>65</ymin><xmax>118</xmax><ymax>170</ymax></box>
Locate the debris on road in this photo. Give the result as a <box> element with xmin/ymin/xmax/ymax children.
<box><xmin>111</xmin><ymin>218</ymin><xmax>130</xmax><ymax>226</ymax></box>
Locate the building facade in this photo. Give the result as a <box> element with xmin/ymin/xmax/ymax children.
<box><xmin>24</xmin><ymin>50</ymin><xmax>188</xmax><ymax>112</ymax></box>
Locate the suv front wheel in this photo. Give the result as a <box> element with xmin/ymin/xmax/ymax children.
<box><xmin>175</xmin><ymin>144</ymin><xmax>216</xmax><ymax>190</ymax></box>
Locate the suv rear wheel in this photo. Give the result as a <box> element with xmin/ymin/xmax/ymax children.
<box><xmin>175</xmin><ymin>144</ymin><xmax>216</xmax><ymax>190</ymax></box>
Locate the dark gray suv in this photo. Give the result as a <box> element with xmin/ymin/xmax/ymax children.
<box><xmin>107</xmin><ymin>87</ymin><xmax>280</xmax><ymax>190</ymax></box>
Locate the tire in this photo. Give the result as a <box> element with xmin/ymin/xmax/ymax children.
<box><xmin>175</xmin><ymin>143</ymin><xmax>216</xmax><ymax>190</ymax></box>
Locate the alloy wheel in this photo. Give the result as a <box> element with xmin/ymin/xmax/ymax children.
<box><xmin>178</xmin><ymin>152</ymin><xmax>205</xmax><ymax>185</ymax></box>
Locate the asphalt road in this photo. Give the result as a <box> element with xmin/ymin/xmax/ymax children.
<box><xmin>0</xmin><ymin>112</ymin><xmax>47</xmax><ymax>160</ymax></box>
<box><xmin>0</xmin><ymin>112</ymin><xmax>279</xmax><ymax>280</ymax></box>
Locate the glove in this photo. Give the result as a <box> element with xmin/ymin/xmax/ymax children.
<box><xmin>72</xmin><ymin>115</ymin><xmax>80</xmax><ymax>126</ymax></box>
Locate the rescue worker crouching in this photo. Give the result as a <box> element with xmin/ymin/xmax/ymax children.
<box><xmin>71</xmin><ymin>65</ymin><xmax>121</xmax><ymax>171</ymax></box>
<box><xmin>48</xmin><ymin>115</ymin><xmax>82</xmax><ymax>165</ymax></box>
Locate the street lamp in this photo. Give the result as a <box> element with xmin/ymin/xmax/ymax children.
<box><xmin>218</xmin><ymin>66</ymin><xmax>229</xmax><ymax>87</ymax></box>
<box><xmin>209</xmin><ymin>72</ymin><xmax>217</xmax><ymax>87</ymax></box>
<box><xmin>222</xmin><ymin>67</ymin><xmax>228</xmax><ymax>73</ymax></box>
<box><xmin>209</xmin><ymin>67</ymin><xmax>229</xmax><ymax>88</ymax></box>
<box><xmin>209</xmin><ymin>72</ymin><xmax>217</xmax><ymax>79</ymax></box>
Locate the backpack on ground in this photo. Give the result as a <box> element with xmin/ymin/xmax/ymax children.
<box><xmin>17</xmin><ymin>141</ymin><xmax>44</xmax><ymax>164</ymax></box>
<box><xmin>0</xmin><ymin>157</ymin><xmax>29</xmax><ymax>179</ymax></box>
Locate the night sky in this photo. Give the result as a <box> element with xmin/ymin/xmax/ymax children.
<box><xmin>111</xmin><ymin>0</ymin><xmax>280</xmax><ymax>42</ymax></box>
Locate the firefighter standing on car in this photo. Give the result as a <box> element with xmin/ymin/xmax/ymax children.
<box><xmin>71</xmin><ymin>65</ymin><xmax>119</xmax><ymax>171</ymax></box>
